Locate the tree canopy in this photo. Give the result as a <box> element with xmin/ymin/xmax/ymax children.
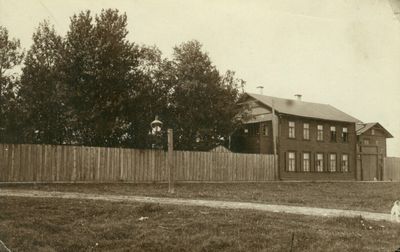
<box><xmin>0</xmin><ymin>9</ymin><xmax>245</xmax><ymax>151</ymax></box>
<box><xmin>169</xmin><ymin>40</ymin><xmax>244</xmax><ymax>150</ymax></box>
<box><xmin>0</xmin><ymin>26</ymin><xmax>24</xmax><ymax>142</ymax></box>
<box><xmin>19</xmin><ymin>21</ymin><xmax>65</xmax><ymax>144</ymax></box>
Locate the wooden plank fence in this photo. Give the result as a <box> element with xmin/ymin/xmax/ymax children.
<box><xmin>0</xmin><ymin>144</ymin><xmax>276</xmax><ymax>183</ymax></box>
<box><xmin>383</xmin><ymin>157</ymin><xmax>400</xmax><ymax>181</ymax></box>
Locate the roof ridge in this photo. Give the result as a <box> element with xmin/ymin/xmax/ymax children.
<box><xmin>247</xmin><ymin>92</ymin><xmax>331</xmax><ymax>106</ymax></box>
<box><xmin>245</xmin><ymin>92</ymin><xmax>360</xmax><ymax>123</ymax></box>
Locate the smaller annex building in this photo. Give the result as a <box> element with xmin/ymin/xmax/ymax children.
<box><xmin>356</xmin><ymin>122</ymin><xmax>393</xmax><ymax>181</ymax></box>
<box><xmin>232</xmin><ymin>93</ymin><xmax>362</xmax><ymax>180</ymax></box>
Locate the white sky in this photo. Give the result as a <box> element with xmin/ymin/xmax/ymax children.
<box><xmin>1</xmin><ymin>0</ymin><xmax>400</xmax><ymax>156</ymax></box>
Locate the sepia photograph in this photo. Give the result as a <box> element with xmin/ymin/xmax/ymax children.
<box><xmin>1</xmin><ymin>0</ymin><xmax>400</xmax><ymax>251</ymax></box>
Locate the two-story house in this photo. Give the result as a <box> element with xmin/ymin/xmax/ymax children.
<box><xmin>232</xmin><ymin>93</ymin><xmax>360</xmax><ymax>180</ymax></box>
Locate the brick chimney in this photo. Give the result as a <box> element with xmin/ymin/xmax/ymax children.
<box><xmin>257</xmin><ymin>86</ymin><xmax>264</xmax><ymax>95</ymax></box>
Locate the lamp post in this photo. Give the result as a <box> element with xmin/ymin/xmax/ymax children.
<box><xmin>150</xmin><ymin>116</ymin><xmax>163</xmax><ymax>149</ymax></box>
<box><xmin>150</xmin><ymin>116</ymin><xmax>174</xmax><ymax>194</ymax></box>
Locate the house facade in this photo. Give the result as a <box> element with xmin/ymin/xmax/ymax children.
<box><xmin>233</xmin><ymin>93</ymin><xmax>360</xmax><ymax>180</ymax></box>
<box><xmin>356</xmin><ymin>122</ymin><xmax>392</xmax><ymax>157</ymax></box>
<box><xmin>356</xmin><ymin>122</ymin><xmax>393</xmax><ymax>180</ymax></box>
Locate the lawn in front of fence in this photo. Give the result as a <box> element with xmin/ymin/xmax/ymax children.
<box><xmin>1</xmin><ymin>196</ymin><xmax>399</xmax><ymax>251</ymax></box>
<box><xmin>2</xmin><ymin>181</ymin><xmax>400</xmax><ymax>213</ymax></box>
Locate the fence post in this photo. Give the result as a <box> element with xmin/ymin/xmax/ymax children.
<box><xmin>168</xmin><ymin>129</ymin><xmax>175</xmax><ymax>193</ymax></box>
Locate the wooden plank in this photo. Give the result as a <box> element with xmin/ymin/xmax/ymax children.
<box><xmin>0</xmin><ymin>145</ymin><xmax>3</xmax><ymax>181</ymax></box>
<box><xmin>139</xmin><ymin>149</ymin><xmax>143</xmax><ymax>182</ymax></box>
<box><xmin>2</xmin><ymin>144</ymin><xmax>7</xmax><ymax>181</ymax></box>
<box><xmin>139</xmin><ymin>149</ymin><xmax>144</xmax><ymax>182</ymax></box>
<box><xmin>185</xmin><ymin>151</ymin><xmax>190</xmax><ymax>181</ymax></box>
<box><xmin>128</xmin><ymin>148</ymin><xmax>133</xmax><ymax>181</ymax></box>
<box><xmin>0</xmin><ymin>145</ymin><xmax>4</xmax><ymax>181</ymax></box>
<box><xmin>133</xmin><ymin>149</ymin><xmax>138</xmax><ymax>182</ymax></box>
<box><xmin>187</xmin><ymin>151</ymin><xmax>191</xmax><ymax>181</ymax></box>
<box><xmin>13</xmin><ymin>144</ymin><xmax>19</xmax><ymax>182</ymax></box>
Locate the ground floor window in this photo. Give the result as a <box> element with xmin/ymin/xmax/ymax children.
<box><xmin>316</xmin><ymin>153</ymin><xmax>323</xmax><ymax>172</ymax></box>
<box><xmin>329</xmin><ymin>154</ymin><xmax>337</xmax><ymax>172</ymax></box>
<box><xmin>287</xmin><ymin>152</ymin><xmax>296</xmax><ymax>172</ymax></box>
<box><xmin>302</xmin><ymin>152</ymin><xmax>310</xmax><ymax>172</ymax></box>
<box><xmin>286</xmin><ymin>151</ymin><xmax>350</xmax><ymax>174</ymax></box>
<box><xmin>342</xmin><ymin>154</ymin><xmax>349</xmax><ymax>172</ymax></box>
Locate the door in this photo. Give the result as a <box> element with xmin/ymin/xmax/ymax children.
<box><xmin>361</xmin><ymin>154</ymin><xmax>378</xmax><ymax>181</ymax></box>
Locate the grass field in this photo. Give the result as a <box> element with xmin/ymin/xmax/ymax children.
<box><xmin>2</xmin><ymin>182</ymin><xmax>400</xmax><ymax>213</ymax></box>
<box><xmin>1</xmin><ymin>196</ymin><xmax>400</xmax><ymax>251</ymax></box>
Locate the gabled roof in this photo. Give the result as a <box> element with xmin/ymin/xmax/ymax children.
<box><xmin>356</xmin><ymin>122</ymin><xmax>393</xmax><ymax>138</ymax></box>
<box><xmin>245</xmin><ymin>93</ymin><xmax>360</xmax><ymax>123</ymax></box>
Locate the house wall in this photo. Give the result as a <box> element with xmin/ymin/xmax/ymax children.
<box><xmin>356</xmin><ymin>126</ymin><xmax>388</xmax><ymax>181</ymax></box>
<box><xmin>232</xmin><ymin>121</ymin><xmax>274</xmax><ymax>154</ymax></box>
<box><xmin>357</xmin><ymin>127</ymin><xmax>387</xmax><ymax>157</ymax></box>
<box><xmin>277</xmin><ymin>115</ymin><xmax>357</xmax><ymax>180</ymax></box>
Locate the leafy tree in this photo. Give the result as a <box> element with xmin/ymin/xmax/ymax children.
<box><xmin>19</xmin><ymin>21</ymin><xmax>66</xmax><ymax>144</ymax></box>
<box><xmin>0</xmin><ymin>26</ymin><xmax>24</xmax><ymax>143</ymax></box>
<box><xmin>168</xmin><ymin>40</ymin><xmax>244</xmax><ymax>150</ymax></box>
<box><xmin>60</xmin><ymin>9</ymin><xmax>141</xmax><ymax>146</ymax></box>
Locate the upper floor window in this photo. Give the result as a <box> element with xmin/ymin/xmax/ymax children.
<box><xmin>244</xmin><ymin>124</ymin><xmax>259</xmax><ymax>136</ymax></box>
<box><xmin>330</xmin><ymin>126</ymin><xmax>336</xmax><ymax>142</ymax></box>
<box><xmin>288</xmin><ymin>152</ymin><xmax>296</xmax><ymax>172</ymax></box>
<box><xmin>363</xmin><ymin>139</ymin><xmax>370</xmax><ymax>145</ymax></box>
<box><xmin>342</xmin><ymin>127</ymin><xmax>348</xmax><ymax>142</ymax></box>
<box><xmin>262</xmin><ymin>123</ymin><xmax>268</xmax><ymax>136</ymax></box>
<box><xmin>371</xmin><ymin>129</ymin><xmax>375</xmax><ymax>135</ymax></box>
<box><xmin>317</xmin><ymin>125</ymin><xmax>324</xmax><ymax>141</ymax></box>
<box><xmin>303</xmin><ymin>123</ymin><xmax>310</xmax><ymax>140</ymax></box>
<box><xmin>303</xmin><ymin>152</ymin><xmax>310</xmax><ymax>172</ymax></box>
<box><xmin>342</xmin><ymin>154</ymin><xmax>349</xmax><ymax>172</ymax></box>
<box><xmin>289</xmin><ymin>121</ymin><xmax>295</xmax><ymax>138</ymax></box>
<box><xmin>329</xmin><ymin>153</ymin><xmax>337</xmax><ymax>172</ymax></box>
<box><xmin>316</xmin><ymin>153</ymin><xmax>324</xmax><ymax>172</ymax></box>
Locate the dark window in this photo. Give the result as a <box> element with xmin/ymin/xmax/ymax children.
<box><xmin>342</xmin><ymin>154</ymin><xmax>349</xmax><ymax>172</ymax></box>
<box><xmin>317</xmin><ymin>125</ymin><xmax>323</xmax><ymax>141</ymax></box>
<box><xmin>303</xmin><ymin>152</ymin><xmax>310</xmax><ymax>172</ymax></box>
<box><xmin>329</xmin><ymin>154</ymin><xmax>337</xmax><ymax>172</ymax></box>
<box><xmin>289</xmin><ymin>121</ymin><xmax>295</xmax><ymax>138</ymax></box>
<box><xmin>288</xmin><ymin>152</ymin><xmax>296</xmax><ymax>172</ymax></box>
<box><xmin>316</xmin><ymin>153</ymin><xmax>324</xmax><ymax>172</ymax></box>
<box><xmin>342</xmin><ymin>127</ymin><xmax>348</xmax><ymax>142</ymax></box>
<box><xmin>262</xmin><ymin>123</ymin><xmax>268</xmax><ymax>136</ymax></box>
<box><xmin>303</xmin><ymin>123</ymin><xmax>310</xmax><ymax>140</ymax></box>
<box><xmin>330</xmin><ymin>126</ymin><xmax>336</xmax><ymax>142</ymax></box>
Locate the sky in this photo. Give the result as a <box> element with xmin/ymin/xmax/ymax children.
<box><xmin>1</xmin><ymin>0</ymin><xmax>400</xmax><ymax>156</ymax></box>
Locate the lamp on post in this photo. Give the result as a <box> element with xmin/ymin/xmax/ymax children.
<box><xmin>150</xmin><ymin>116</ymin><xmax>163</xmax><ymax>149</ymax></box>
<box><xmin>150</xmin><ymin>116</ymin><xmax>174</xmax><ymax>194</ymax></box>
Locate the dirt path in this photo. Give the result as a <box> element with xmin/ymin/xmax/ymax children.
<box><xmin>0</xmin><ymin>189</ymin><xmax>394</xmax><ymax>222</ymax></box>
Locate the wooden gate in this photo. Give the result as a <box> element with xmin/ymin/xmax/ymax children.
<box><xmin>358</xmin><ymin>146</ymin><xmax>383</xmax><ymax>181</ymax></box>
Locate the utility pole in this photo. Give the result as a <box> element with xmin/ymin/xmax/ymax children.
<box><xmin>271</xmin><ymin>99</ymin><xmax>279</xmax><ymax>180</ymax></box>
<box><xmin>167</xmin><ymin>129</ymin><xmax>175</xmax><ymax>194</ymax></box>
